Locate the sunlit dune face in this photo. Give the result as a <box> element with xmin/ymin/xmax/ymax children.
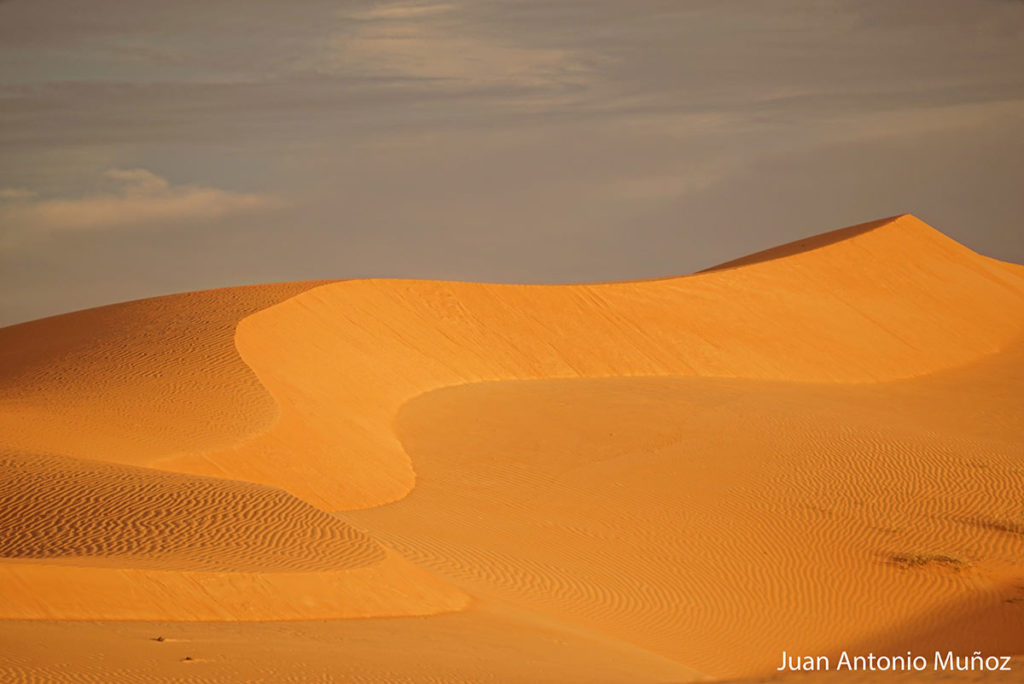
<box><xmin>381</xmin><ymin>358</ymin><xmax>1024</xmax><ymax>676</ymax></box>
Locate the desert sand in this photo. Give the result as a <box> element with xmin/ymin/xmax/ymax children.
<box><xmin>1</xmin><ymin>214</ymin><xmax>1022</xmax><ymax>681</ymax></box>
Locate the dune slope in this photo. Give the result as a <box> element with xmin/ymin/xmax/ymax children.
<box><xmin>0</xmin><ymin>448</ymin><xmax>468</xmax><ymax>620</ymax></box>
<box><xmin>168</xmin><ymin>214</ymin><xmax>1024</xmax><ymax>509</ymax></box>
<box><xmin>0</xmin><ymin>282</ymin><xmax>327</xmax><ymax>465</ymax></box>
<box><xmin>0</xmin><ymin>214</ymin><xmax>1022</xmax><ymax>679</ymax></box>
<box><xmin>0</xmin><ymin>450</ymin><xmax>384</xmax><ymax>572</ymax></box>
<box><xmin>345</xmin><ymin>340</ymin><xmax>1024</xmax><ymax>676</ymax></box>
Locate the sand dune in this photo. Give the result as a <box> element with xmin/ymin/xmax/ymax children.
<box><xmin>0</xmin><ymin>282</ymin><xmax>324</xmax><ymax>465</ymax></box>
<box><xmin>0</xmin><ymin>449</ymin><xmax>384</xmax><ymax>571</ymax></box>
<box><xmin>170</xmin><ymin>214</ymin><xmax>1023</xmax><ymax>509</ymax></box>
<box><xmin>1</xmin><ymin>214</ymin><xmax>1022</xmax><ymax>680</ymax></box>
<box><xmin>0</xmin><ymin>449</ymin><xmax>467</xmax><ymax>620</ymax></box>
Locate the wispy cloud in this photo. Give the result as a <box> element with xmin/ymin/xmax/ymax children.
<box><xmin>351</xmin><ymin>3</ymin><xmax>458</xmax><ymax>20</ymax></box>
<box><xmin>0</xmin><ymin>169</ymin><xmax>281</xmax><ymax>246</ymax></box>
<box><xmin>0</xmin><ymin>188</ymin><xmax>37</xmax><ymax>201</ymax></box>
<box><xmin>322</xmin><ymin>2</ymin><xmax>590</xmax><ymax>89</ymax></box>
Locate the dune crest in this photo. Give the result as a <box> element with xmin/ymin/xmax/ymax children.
<box><xmin>164</xmin><ymin>214</ymin><xmax>1024</xmax><ymax>509</ymax></box>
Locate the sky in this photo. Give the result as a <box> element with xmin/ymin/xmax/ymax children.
<box><xmin>1</xmin><ymin>0</ymin><xmax>1023</xmax><ymax>325</ymax></box>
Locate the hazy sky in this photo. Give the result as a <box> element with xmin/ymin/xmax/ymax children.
<box><xmin>2</xmin><ymin>0</ymin><xmax>1023</xmax><ymax>324</ymax></box>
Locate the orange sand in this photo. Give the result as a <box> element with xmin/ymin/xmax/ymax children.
<box><xmin>1</xmin><ymin>214</ymin><xmax>1022</xmax><ymax>681</ymax></box>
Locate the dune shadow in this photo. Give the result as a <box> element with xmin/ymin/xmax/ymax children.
<box><xmin>700</xmin><ymin>215</ymin><xmax>903</xmax><ymax>273</ymax></box>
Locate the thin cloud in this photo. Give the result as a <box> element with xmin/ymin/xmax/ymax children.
<box><xmin>0</xmin><ymin>169</ymin><xmax>281</xmax><ymax>246</ymax></box>
<box><xmin>325</xmin><ymin>2</ymin><xmax>590</xmax><ymax>89</ymax></box>
<box><xmin>0</xmin><ymin>188</ymin><xmax>37</xmax><ymax>201</ymax></box>
<box><xmin>351</xmin><ymin>3</ymin><xmax>458</xmax><ymax>20</ymax></box>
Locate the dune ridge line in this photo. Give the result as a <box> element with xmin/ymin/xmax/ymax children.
<box><xmin>162</xmin><ymin>214</ymin><xmax>1024</xmax><ymax>510</ymax></box>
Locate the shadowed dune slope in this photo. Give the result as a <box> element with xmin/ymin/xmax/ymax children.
<box><xmin>0</xmin><ymin>282</ymin><xmax>328</xmax><ymax>466</ymax></box>
<box><xmin>0</xmin><ymin>549</ymin><xmax>469</xmax><ymax>621</ymax></box>
<box><xmin>164</xmin><ymin>214</ymin><xmax>1024</xmax><ymax>509</ymax></box>
<box><xmin>0</xmin><ymin>450</ymin><xmax>384</xmax><ymax>572</ymax></box>
<box><xmin>0</xmin><ymin>449</ymin><xmax>468</xmax><ymax>620</ymax></box>
<box><xmin>700</xmin><ymin>216</ymin><xmax>893</xmax><ymax>272</ymax></box>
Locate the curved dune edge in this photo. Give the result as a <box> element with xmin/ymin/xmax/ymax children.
<box><xmin>0</xmin><ymin>550</ymin><xmax>470</xmax><ymax>621</ymax></box>
<box><xmin>357</xmin><ymin>339</ymin><xmax>1024</xmax><ymax>677</ymax></box>
<box><xmin>0</xmin><ymin>448</ymin><xmax>470</xmax><ymax>620</ymax></box>
<box><xmin>0</xmin><ymin>281</ymin><xmax>329</xmax><ymax>468</ymax></box>
<box><xmin>0</xmin><ymin>449</ymin><xmax>387</xmax><ymax>573</ymax></box>
<box><xmin>162</xmin><ymin>214</ymin><xmax>1024</xmax><ymax>510</ymax></box>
